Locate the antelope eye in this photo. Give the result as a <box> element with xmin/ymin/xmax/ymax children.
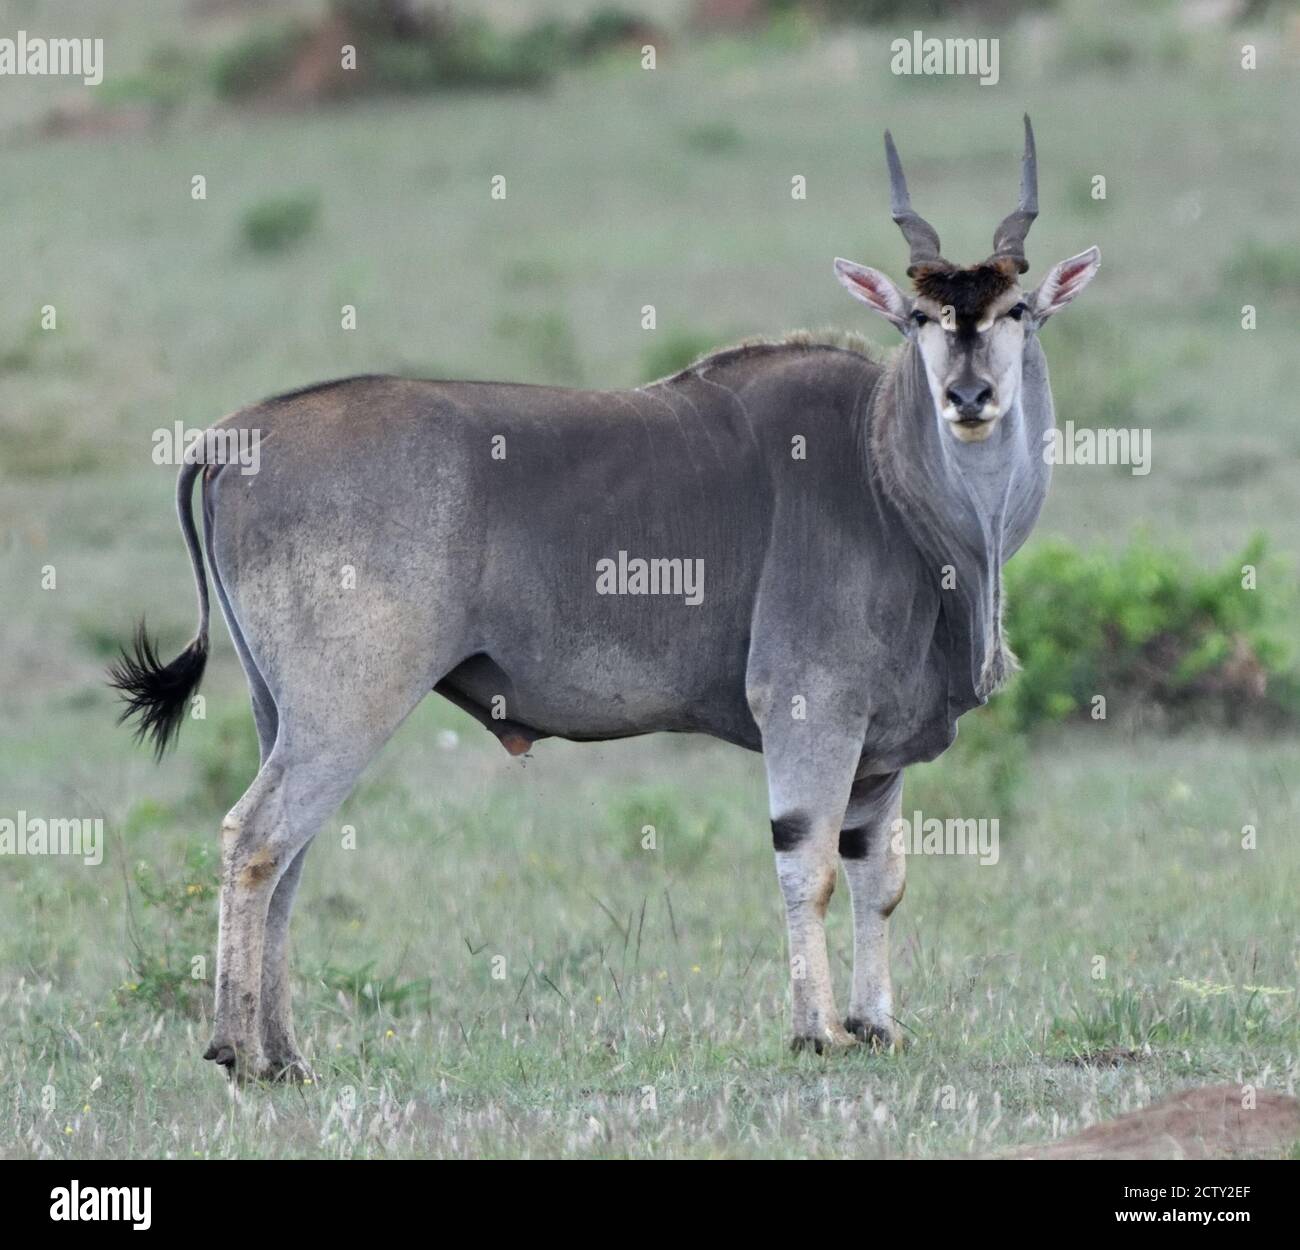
<box><xmin>1006</xmin><ymin>302</ymin><xmax>1028</xmax><ymax>321</ymax></box>
<box><xmin>911</xmin><ymin>310</ymin><xmax>929</xmax><ymax>327</ymax></box>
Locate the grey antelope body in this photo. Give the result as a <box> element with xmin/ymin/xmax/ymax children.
<box><xmin>113</xmin><ymin>117</ymin><xmax>1098</xmax><ymax>1078</ymax></box>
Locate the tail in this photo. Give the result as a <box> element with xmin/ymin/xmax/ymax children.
<box><xmin>108</xmin><ymin>459</ymin><xmax>210</xmax><ymax>759</ymax></box>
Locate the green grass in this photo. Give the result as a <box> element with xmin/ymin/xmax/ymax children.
<box><xmin>2</xmin><ymin>693</ymin><xmax>1296</xmax><ymax>1158</ymax></box>
<box><xmin>1</xmin><ymin>2</ymin><xmax>1298</xmax><ymax>1158</ymax></box>
<box><xmin>240</xmin><ymin>192</ymin><xmax>322</xmax><ymax>254</ymax></box>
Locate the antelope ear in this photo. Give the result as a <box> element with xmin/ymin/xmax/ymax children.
<box><xmin>834</xmin><ymin>258</ymin><xmax>911</xmax><ymax>332</ymax></box>
<box><xmin>1030</xmin><ymin>246</ymin><xmax>1100</xmax><ymax>321</ymax></box>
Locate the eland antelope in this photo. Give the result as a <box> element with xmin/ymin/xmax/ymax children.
<box><xmin>112</xmin><ymin>116</ymin><xmax>1098</xmax><ymax>1079</ymax></box>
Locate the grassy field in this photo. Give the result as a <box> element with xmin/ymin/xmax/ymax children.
<box><xmin>1</xmin><ymin>1</ymin><xmax>1298</xmax><ymax>1157</ymax></box>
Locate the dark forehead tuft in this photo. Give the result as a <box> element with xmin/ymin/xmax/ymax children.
<box><xmin>912</xmin><ymin>263</ymin><xmax>1016</xmax><ymax>321</ymax></box>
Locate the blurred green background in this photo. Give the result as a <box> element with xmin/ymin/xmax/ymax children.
<box><xmin>0</xmin><ymin>0</ymin><xmax>1297</xmax><ymax>1158</ymax></box>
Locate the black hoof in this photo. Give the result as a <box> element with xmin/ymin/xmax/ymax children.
<box><xmin>790</xmin><ymin>1030</ymin><xmax>856</xmax><ymax>1054</ymax></box>
<box><xmin>844</xmin><ymin>1017</ymin><xmax>895</xmax><ymax>1049</ymax></box>
<box><xmin>203</xmin><ymin>1042</ymin><xmax>236</xmax><ymax>1068</ymax></box>
<box><xmin>263</xmin><ymin>1057</ymin><xmax>316</xmax><ymax>1084</ymax></box>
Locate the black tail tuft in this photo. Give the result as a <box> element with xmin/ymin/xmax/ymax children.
<box><xmin>108</xmin><ymin>620</ymin><xmax>208</xmax><ymax>760</ymax></box>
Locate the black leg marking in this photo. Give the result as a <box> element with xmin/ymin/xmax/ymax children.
<box><xmin>838</xmin><ymin>823</ymin><xmax>870</xmax><ymax>859</ymax></box>
<box><xmin>771</xmin><ymin>813</ymin><xmax>810</xmax><ymax>852</ymax></box>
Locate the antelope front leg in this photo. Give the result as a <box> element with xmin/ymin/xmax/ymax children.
<box><xmin>760</xmin><ymin>721</ymin><xmax>866</xmax><ymax>1053</ymax></box>
<box><xmin>775</xmin><ymin>822</ymin><xmax>848</xmax><ymax>1051</ymax></box>
<box><xmin>839</xmin><ymin>769</ymin><xmax>906</xmax><ymax>1049</ymax></box>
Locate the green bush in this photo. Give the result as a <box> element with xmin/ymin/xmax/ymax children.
<box><xmin>98</xmin><ymin>46</ymin><xmax>197</xmax><ymax>112</ymax></box>
<box><xmin>807</xmin><ymin>0</ymin><xmax>953</xmax><ymax>20</ymax></box>
<box><xmin>210</xmin><ymin>21</ymin><xmax>307</xmax><ymax>102</ymax></box>
<box><xmin>207</xmin><ymin>8</ymin><xmax>643</xmax><ymax>105</ymax></box>
<box><xmin>355</xmin><ymin>22</ymin><xmax>564</xmax><ymax>94</ymax></box>
<box><xmin>433</xmin><ymin>19</ymin><xmax>559</xmax><ymax>90</ymax></box>
<box><xmin>1052</xmin><ymin>0</ymin><xmax>1191</xmax><ymax>76</ymax></box>
<box><xmin>683</xmin><ymin>121</ymin><xmax>743</xmax><ymax>154</ymax></box>
<box><xmin>1003</xmin><ymin>534</ymin><xmax>1297</xmax><ymax>730</ymax></box>
<box><xmin>767</xmin><ymin>0</ymin><xmax>1055</xmax><ymax>22</ymax></box>
<box><xmin>369</xmin><ymin>40</ymin><xmax>440</xmax><ymax>93</ymax></box>
<box><xmin>241</xmin><ymin>192</ymin><xmax>322</xmax><ymax>254</ymax></box>
<box><xmin>119</xmin><ymin>840</ymin><xmax>219</xmax><ymax>1019</ymax></box>
<box><xmin>571</xmin><ymin>8</ymin><xmax>650</xmax><ymax>58</ymax></box>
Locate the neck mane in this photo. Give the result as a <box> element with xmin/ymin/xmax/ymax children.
<box><xmin>867</xmin><ymin>339</ymin><xmax>1054</xmax><ymax>711</ymax></box>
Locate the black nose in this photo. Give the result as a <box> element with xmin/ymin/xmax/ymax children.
<box><xmin>945</xmin><ymin>383</ymin><xmax>993</xmax><ymax>418</ymax></box>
